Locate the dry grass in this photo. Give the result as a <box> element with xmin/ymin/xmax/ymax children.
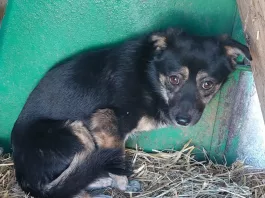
<box><xmin>1</xmin><ymin>142</ymin><xmax>265</xmax><ymax>198</ymax></box>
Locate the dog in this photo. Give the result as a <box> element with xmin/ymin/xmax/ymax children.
<box><xmin>11</xmin><ymin>27</ymin><xmax>251</xmax><ymax>198</ymax></box>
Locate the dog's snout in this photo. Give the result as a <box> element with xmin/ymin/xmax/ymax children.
<box><xmin>181</xmin><ymin>99</ymin><xmax>193</xmax><ymax>111</ymax></box>
<box><xmin>175</xmin><ymin>115</ymin><xmax>191</xmax><ymax>126</ymax></box>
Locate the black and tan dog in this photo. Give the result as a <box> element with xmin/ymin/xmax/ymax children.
<box><xmin>11</xmin><ymin>27</ymin><xmax>251</xmax><ymax>198</ymax></box>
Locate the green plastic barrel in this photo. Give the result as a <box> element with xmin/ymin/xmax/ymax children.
<box><xmin>1</xmin><ymin>0</ymin><xmax>262</xmax><ymax>166</ymax></box>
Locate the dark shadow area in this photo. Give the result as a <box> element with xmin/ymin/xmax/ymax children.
<box><xmin>0</xmin><ymin>137</ymin><xmax>11</xmax><ymax>154</ymax></box>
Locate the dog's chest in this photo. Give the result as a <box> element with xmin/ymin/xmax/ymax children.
<box><xmin>128</xmin><ymin>116</ymin><xmax>166</xmax><ymax>136</ymax></box>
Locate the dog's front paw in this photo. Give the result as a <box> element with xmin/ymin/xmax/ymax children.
<box><xmin>109</xmin><ymin>174</ymin><xmax>128</xmax><ymax>191</ymax></box>
<box><xmin>87</xmin><ymin>177</ymin><xmax>113</xmax><ymax>190</ymax></box>
<box><xmin>109</xmin><ymin>174</ymin><xmax>141</xmax><ymax>192</ymax></box>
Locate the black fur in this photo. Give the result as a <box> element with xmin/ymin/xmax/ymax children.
<box><xmin>11</xmin><ymin>27</ymin><xmax>251</xmax><ymax>198</ymax></box>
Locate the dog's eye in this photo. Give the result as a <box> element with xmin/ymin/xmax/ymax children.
<box><xmin>169</xmin><ymin>75</ymin><xmax>180</xmax><ymax>85</ymax></box>
<box><xmin>202</xmin><ymin>81</ymin><xmax>214</xmax><ymax>90</ymax></box>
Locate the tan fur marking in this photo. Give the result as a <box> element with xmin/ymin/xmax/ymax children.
<box><xmin>159</xmin><ymin>74</ymin><xmax>169</xmax><ymax>103</ymax></box>
<box><xmin>131</xmin><ymin>116</ymin><xmax>157</xmax><ymax>133</ymax></box>
<box><xmin>159</xmin><ymin>73</ymin><xmax>167</xmax><ymax>85</ymax></box>
<box><xmin>224</xmin><ymin>46</ymin><xmax>244</xmax><ymax>65</ymax></box>
<box><xmin>90</xmin><ymin>109</ymin><xmax>117</xmax><ymax>133</ymax></box>
<box><xmin>159</xmin><ymin>66</ymin><xmax>189</xmax><ymax>103</ymax></box>
<box><xmin>196</xmin><ymin>71</ymin><xmax>221</xmax><ymax>104</ymax></box>
<box><xmin>224</xmin><ymin>46</ymin><xmax>243</xmax><ymax>57</ymax></box>
<box><xmin>93</xmin><ymin>132</ymin><xmax>123</xmax><ymax>148</ymax></box>
<box><xmin>127</xmin><ymin>116</ymin><xmax>166</xmax><ymax>141</ymax></box>
<box><xmin>179</xmin><ymin>66</ymin><xmax>189</xmax><ymax>80</ymax></box>
<box><xmin>70</xmin><ymin>121</ymin><xmax>95</xmax><ymax>151</ymax></box>
<box><xmin>90</xmin><ymin>109</ymin><xmax>124</xmax><ymax>149</ymax></box>
<box><xmin>196</xmin><ymin>71</ymin><xmax>209</xmax><ymax>81</ymax></box>
<box><xmin>151</xmin><ymin>35</ymin><xmax>167</xmax><ymax>50</ymax></box>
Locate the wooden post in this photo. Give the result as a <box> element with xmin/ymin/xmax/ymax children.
<box><xmin>237</xmin><ymin>0</ymin><xmax>265</xmax><ymax>121</ymax></box>
<box><xmin>0</xmin><ymin>0</ymin><xmax>7</xmax><ymax>22</ymax></box>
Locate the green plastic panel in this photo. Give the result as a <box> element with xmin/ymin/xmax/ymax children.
<box><xmin>0</xmin><ymin>0</ymin><xmax>249</xmax><ymax>162</ymax></box>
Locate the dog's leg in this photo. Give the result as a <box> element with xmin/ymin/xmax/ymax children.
<box><xmin>89</xmin><ymin>109</ymin><xmax>142</xmax><ymax>192</ymax></box>
<box><xmin>89</xmin><ymin>109</ymin><xmax>141</xmax><ymax>192</ymax></box>
<box><xmin>89</xmin><ymin>109</ymin><xmax>130</xmax><ymax>191</ymax></box>
<box><xmin>86</xmin><ymin>177</ymin><xmax>113</xmax><ymax>190</ymax></box>
<box><xmin>89</xmin><ymin>109</ymin><xmax>125</xmax><ymax>150</ymax></box>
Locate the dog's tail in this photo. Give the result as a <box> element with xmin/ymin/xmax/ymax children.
<box><xmin>43</xmin><ymin>148</ymin><xmax>127</xmax><ymax>198</ymax></box>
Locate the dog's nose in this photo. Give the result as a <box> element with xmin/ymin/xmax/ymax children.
<box><xmin>175</xmin><ymin>116</ymin><xmax>191</xmax><ymax>126</ymax></box>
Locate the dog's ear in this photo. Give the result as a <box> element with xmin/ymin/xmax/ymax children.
<box><xmin>149</xmin><ymin>27</ymin><xmax>183</xmax><ymax>52</ymax></box>
<box><xmin>149</xmin><ymin>33</ymin><xmax>167</xmax><ymax>52</ymax></box>
<box><xmin>219</xmin><ymin>34</ymin><xmax>252</xmax><ymax>67</ymax></box>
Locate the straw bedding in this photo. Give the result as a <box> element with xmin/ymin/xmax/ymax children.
<box><xmin>1</xmin><ymin>142</ymin><xmax>265</xmax><ymax>198</ymax></box>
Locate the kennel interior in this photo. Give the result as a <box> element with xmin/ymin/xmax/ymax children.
<box><xmin>0</xmin><ymin>0</ymin><xmax>264</xmax><ymax>167</ymax></box>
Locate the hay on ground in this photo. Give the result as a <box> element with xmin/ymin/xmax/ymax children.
<box><xmin>1</xmin><ymin>143</ymin><xmax>265</xmax><ymax>198</ymax></box>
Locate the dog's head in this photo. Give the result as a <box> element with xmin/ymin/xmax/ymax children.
<box><xmin>148</xmin><ymin>27</ymin><xmax>252</xmax><ymax>126</ymax></box>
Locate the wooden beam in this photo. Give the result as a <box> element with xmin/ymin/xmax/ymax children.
<box><xmin>237</xmin><ymin>0</ymin><xmax>265</xmax><ymax>121</ymax></box>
